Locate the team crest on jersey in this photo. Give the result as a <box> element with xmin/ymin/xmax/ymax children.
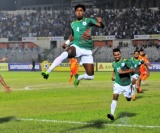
<box><xmin>121</xmin><ymin>63</ymin><xmax>125</xmax><ymax>67</ymax></box>
<box><xmin>82</xmin><ymin>21</ymin><xmax>87</xmax><ymax>25</ymax></box>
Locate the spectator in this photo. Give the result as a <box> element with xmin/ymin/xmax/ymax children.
<box><xmin>31</xmin><ymin>59</ymin><xmax>36</xmax><ymax>71</ymax></box>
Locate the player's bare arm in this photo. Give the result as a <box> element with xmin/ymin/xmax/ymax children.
<box><xmin>118</xmin><ymin>68</ymin><xmax>135</xmax><ymax>74</ymax></box>
<box><xmin>62</xmin><ymin>35</ymin><xmax>74</xmax><ymax>49</ymax></box>
<box><xmin>4</xmin><ymin>86</ymin><xmax>11</xmax><ymax>93</ymax></box>
<box><xmin>145</xmin><ymin>54</ymin><xmax>149</xmax><ymax>60</ymax></box>
<box><xmin>95</xmin><ymin>17</ymin><xmax>105</xmax><ymax>28</ymax></box>
<box><xmin>146</xmin><ymin>61</ymin><xmax>152</xmax><ymax>67</ymax></box>
<box><xmin>111</xmin><ymin>71</ymin><xmax>115</xmax><ymax>81</ymax></box>
<box><xmin>144</xmin><ymin>54</ymin><xmax>152</xmax><ymax>66</ymax></box>
<box><xmin>0</xmin><ymin>57</ymin><xmax>7</xmax><ymax>62</ymax></box>
<box><xmin>0</xmin><ymin>75</ymin><xmax>11</xmax><ymax>93</ymax></box>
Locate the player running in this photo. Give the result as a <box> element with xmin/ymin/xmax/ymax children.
<box><xmin>42</xmin><ymin>4</ymin><xmax>104</xmax><ymax>87</ymax></box>
<box><xmin>69</xmin><ymin>58</ymin><xmax>78</xmax><ymax>84</ymax></box>
<box><xmin>137</xmin><ymin>48</ymin><xmax>150</xmax><ymax>92</ymax></box>
<box><xmin>128</xmin><ymin>49</ymin><xmax>149</xmax><ymax>100</ymax></box>
<box><xmin>107</xmin><ymin>48</ymin><xmax>135</xmax><ymax>121</ymax></box>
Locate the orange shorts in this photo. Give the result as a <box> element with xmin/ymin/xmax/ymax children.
<box><xmin>140</xmin><ymin>70</ymin><xmax>148</xmax><ymax>79</ymax></box>
<box><xmin>70</xmin><ymin>69</ymin><xmax>78</xmax><ymax>75</ymax></box>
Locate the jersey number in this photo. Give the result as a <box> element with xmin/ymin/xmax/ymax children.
<box><xmin>76</xmin><ymin>27</ymin><xmax>80</xmax><ymax>32</ymax></box>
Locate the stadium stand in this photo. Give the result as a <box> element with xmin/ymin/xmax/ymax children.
<box><xmin>0</xmin><ymin>3</ymin><xmax>160</xmax><ymax>63</ymax></box>
<box><xmin>0</xmin><ymin>7</ymin><xmax>159</xmax><ymax>41</ymax></box>
<box><xmin>0</xmin><ymin>42</ymin><xmax>43</xmax><ymax>63</ymax></box>
<box><xmin>93</xmin><ymin>42</ymin><xmax>160</xmax><ymax>62</ymax></box>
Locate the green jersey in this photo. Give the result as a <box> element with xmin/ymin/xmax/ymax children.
<box><xmin>71</xmin><ymin>17</ymin><xmax>97</xmax><ymax>50</ymax></box>
<box><xmin>112</xmin><ymin>58</ymin><xmax>133</xmax><ymax>86</ymax></box>
<box><xmin>128</xmin><ymin>57</ymin><xmax>144</xmax><ymax>76</ymax></box>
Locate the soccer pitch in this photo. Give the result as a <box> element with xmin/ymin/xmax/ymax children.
<box><xmin>0</xmin><ymin>71</ymin><xmax>159</xmax><ymax>133</ymax></box>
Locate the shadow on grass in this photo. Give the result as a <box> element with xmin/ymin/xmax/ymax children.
<box><xmin>60</xmin><ymin>119</ymin><xmax>108</xmax><ymax>132</ymax></box>
<box><xmin>116</xmin><ymin>112</ymin><xmax>136</xmax><ymax>120</ymax></box>
<box><xmin>141</xmin><ymin>88</ymin><xmax>148</xmax><ymax>92</ymax></box>
<box><xmin>0</xmin><ymin>116</ymin><xmax>15</xmax><ymax>123</ymax></box>
<box><xmin>60</xmin><ymin>112</ymin><xmax>137</xmax><ymax>132</ymax></box>
<box><xmin>134</xmin><ymin>95</ymin><xmax>143</xmax><ymax>100</ymax></box>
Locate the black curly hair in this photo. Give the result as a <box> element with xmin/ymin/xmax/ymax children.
<box><xmin>75</xmin><ymin>4</ymin><xmax>86</xmax><ymax>12</ymax></box>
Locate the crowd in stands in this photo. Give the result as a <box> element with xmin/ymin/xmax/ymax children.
<box><xmin>0</xmin><ymin>7</ymin><xmax>160</xmax><ymax>63</ymax></box>
<box><xmin>0</xmin><ymin>7</ymin><xmax>160</xmax><ymax>41</ymax></box>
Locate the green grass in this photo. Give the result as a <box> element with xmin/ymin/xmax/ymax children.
<box><xmin>0</xmin><ymin>71</ymin><xmax>159</xmax><ymax>133</ymax></box>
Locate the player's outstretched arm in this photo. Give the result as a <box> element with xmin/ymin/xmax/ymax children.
<box><xmin>4</xmin><ymin>86</ymin><xmax>11</xmax><ymax>93</ymax></box>
<box><xmin>95</xmin><ymin>17</ymin><xmax>105</xmax><ymax>28</ymax></box>
<box><xmin>62</xmin><ymin>35</ymin><xmax>74</xmax><ymax>49</ymax></box>
<box><xmin>0</xmin><ymin>57</ymin><xmax>7</xmax><ymax>62</ymax></box>
<box><xmin>0</xmin><ymin>75</ymin><xmax>11</xmax><ymax>93</ymax></box>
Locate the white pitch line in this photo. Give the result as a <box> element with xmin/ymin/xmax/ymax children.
<box><xmin>17</xmin><ymin>118</ymin><xmax>160</xmax><ymax>128</ymax></box>
<box><xmin>1</xmin><ymin>80</ymin><xmax>158</xmax><ymax>92</ymax></box>
<box><xmin>3</xmin><ymin>81</ymin><xmax>113</xmax><ymax>91</ymax></box>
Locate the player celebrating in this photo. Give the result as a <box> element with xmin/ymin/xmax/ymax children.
<box><xmin>69</xmin><ymin>58</ymin><xmax>78</xmax><ymax>84</ymax></box>
<box><xmin>42</xmin><ymin>4</ymin><xmax>104</xmax><ymax>87</ymax></box>
<box><xmin>128</xmin><ymin>49</ymin><xmax>149</xmax><ymax>100</ymax></box>
<box><xmin>0</xmin><ymin>57</ymin><xmax>11</xmax><ymax>93</ymax></box>
<box><xmin>107</xmin><ymin>48</ymin><xmax>134</xmax><ymax>121</ymax></box>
